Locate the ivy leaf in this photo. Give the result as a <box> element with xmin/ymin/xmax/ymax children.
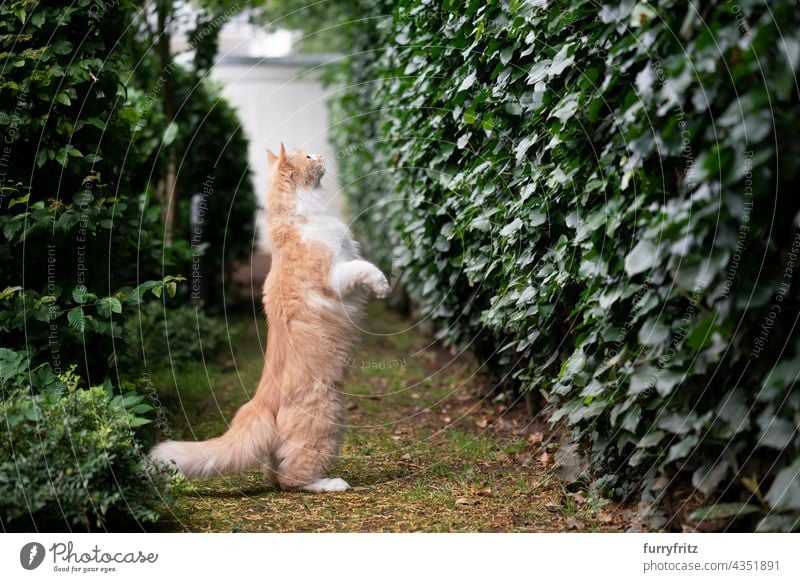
<box><xmin>529</xmin><ymin>209</ymin><xmax>546</xmax><ymax>227</ymax></box>
<box><xmin>758</xmin><ymin>417</ymin><xmax>796</xmax><ymax>450</ymax></box>
<box><xmin>51</xmin><ymin>40</ymin><xmax>73</xmax><ymax>55</ymax></box>
<box><xmin>755</xmin><ymin>515</ymin><xmax>800</xmax><ymax>533</ymax></box>
<box><xmin>458</xmin><ymin>72</ymin><xmax>477</xmax><ymax>92</ymax></box>
<box><xmin>686</xmin><ymin>311</ymin><xmax>719</xmax><ymax>351</ymax></box>
<box><xmin>624</xmin><ymin>240</ymin><xmax>659</xmax><ymax>276</ymax></box>
<box><xmin>550</xmin><ymin>94</ymin><xmax>579</xmax><ymax>122</ymax></box>
<box><xmin>500</xmin><ymin>217</ymin><xmax>523</xmax><ymax>238</ymax></box>
<box><xmin>526</xmin><ymin>60</ymin><xmax>550</xmax><ymax>85</ymax></box>
<box><xmin>548</xmin><ymin>44</ymin><xmax>575</xmax><ymax>78</ymax></box>
<box><xmin>689</xmin><ymin>503</ymin><xmax>761</xmax><ymax>521</ymax></box>
<box><xmin>636</xmin><ymin>431</ymin><xmax>665</xmax><ymax>448</ymax></box>
<box><xmin>666</xmin><ymin>434</ymin><xmax>698</xmax><ymax>462</ymax></box>
<box><xmin>692</xmin><ymin>460</ymin><xmax>731</xmax><ymax>495</ymax></box>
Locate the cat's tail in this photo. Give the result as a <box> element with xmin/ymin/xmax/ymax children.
<box><xmin>149</xmin><ymin>401</ymin><xmax>273</xmax><ymax>479</ymax></box>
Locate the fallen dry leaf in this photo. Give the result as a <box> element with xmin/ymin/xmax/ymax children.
<box><xmin>528</xmin><ymin>432</ymin><xmax>544</xmax><ymax>445</ymax></box>
<box><xmin>566</xmin><ymin>517</ymin><xmax>585</xmax><ymax>530</ymax></box>
<box><xmin>475</xmin><ymin>417</ymin><xmax>489</xmax><ymax>429</ymax></box>
<box><xmin>516</xmin><ymin>453</ymin><xmax>533</xmax><ymax>466</ymax></box>
<box><xmin>476</xmin><ymin>487</ymin><xmax>493</xmax><ymax>497</ymax></box>
<box><xmin>598</xmin><ymin>512</ymin><xmax>614</xmax><ymax>524</ymax></box>
<box><xmin>538</xmin><ymin>451</ymin><xmax>552</xmax><ymax>466</ymax></box>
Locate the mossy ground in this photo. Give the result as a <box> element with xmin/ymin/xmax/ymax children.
<box><xmin>149</xmin><ymin>304</ymin><xmax>629</xmax><ymax>532</ymax></box>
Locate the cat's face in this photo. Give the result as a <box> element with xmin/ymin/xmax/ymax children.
<box><xmin>286</xmin><ymin>147</ymin><xmax>326</xmax><ymax>189</ymax></box>
<box><xmin>268</xmin><ymin>145</ymin><xmax>325</xmax><ymax>190</ymax></box>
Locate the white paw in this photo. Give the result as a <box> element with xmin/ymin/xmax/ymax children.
<box><xmin>302</xmin><ymin>477</ymin><xmax>352</xmax><ymax>493</ymax></box>
<box><xmin>369</xmin><ymin>272</ymin><xmax>390</xmax><ymax>298</ymax></box>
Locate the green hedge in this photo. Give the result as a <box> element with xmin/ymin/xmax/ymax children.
<box><xmin>0</xmin><ymin>0</ymin><xmax>182</xmax><ymax>529</ymax></box>
<box><xmin>0</xmin><ymin>0</ymin><xmax>188</xmax><ymax>382</ymax></box>
<box><xmin>122</xmin><ymin>302</ymin><xmax>228</xmax><ymax>370</ymax></box>
<box><xmin>0</xmin><ymin>360</ymin><xmax>174</xmax><ymax>531</ymax></box>
<box><xmin>332</xmin><ymin>0</ymin><xmax>800</xmax><ymax>529</ymax></box>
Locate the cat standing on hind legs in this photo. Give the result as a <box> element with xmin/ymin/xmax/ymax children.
<box><xmin>149</xmin><ymin>143</ymin><xmax>389</xmax><ymax>492</ymax></box>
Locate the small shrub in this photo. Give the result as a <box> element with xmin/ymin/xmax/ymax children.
<box><xmin>123</xmin><ymin>302</ymin><xmax>230</xmax><ymax>371</ymax></box>
<box><xmin>0</xmin><ymin>368</ymin><xmax>174</xmax><ymax>531</ymax></box>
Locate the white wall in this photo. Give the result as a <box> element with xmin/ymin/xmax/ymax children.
<box><xmin>210</xmin><ymin>55</ymin><xmax>345</xmax><ymax>251</ymax></box>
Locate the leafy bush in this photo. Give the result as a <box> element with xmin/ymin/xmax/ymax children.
<box><xmin>0</xmin><ymin>366</ymin><xmax>173</xmax><ymax>531</ymax></box>
<box><xmin>123</xmin><ymin>301</ymin><xmax>230</xmax><ymax>370</ymax></box>
<box><xmin>331</xmin><ymin>0</ymin><xmax>800</xmax><ymax>529</ymax></box>
<box><xmin>0</xmin><ymin>0</ymin><xmax>193</xmax><ymax>530</ymax></box>
<box><xmin>0</xmin><ymin>0</ymin><xmax>188</xmax><ymax>382</ymax></box>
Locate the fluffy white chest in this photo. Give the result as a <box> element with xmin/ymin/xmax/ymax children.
<box><xmin>298</xmin><ymin>215</ymin><xmax>360</xmax><ymax>263</ymax></box>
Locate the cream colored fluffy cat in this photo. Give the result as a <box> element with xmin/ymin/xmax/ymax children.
<box><xmin>150</xmin><ymin>144</ymin><xmax>389</xmax><ymax>492</ymax></box>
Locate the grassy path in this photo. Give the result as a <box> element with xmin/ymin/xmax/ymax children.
<box><xmin>151</xmin><ymin>304</ymin><xmax>628</xmax><ymax>532</ymax></box>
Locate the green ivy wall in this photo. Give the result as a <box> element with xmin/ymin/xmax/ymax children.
<box><xmin>331</xmin><ymin>0</ymin><xmax>800</xmax><ymax>530</ymax></box>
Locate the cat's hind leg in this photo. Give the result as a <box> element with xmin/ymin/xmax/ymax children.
<box><xmin>273</xmin><ymin>397</ymin><xmax>349</xmax><ymax>492</ymax></box>
<box><xmin>261</xmin><ymin>452</ymin><xmax>280</xmax><ymax>486</ymax></box>
<box><xmin>302</xmin><ymin>477</ymin><xmax>351</xmax><ymax>492</ymax></box>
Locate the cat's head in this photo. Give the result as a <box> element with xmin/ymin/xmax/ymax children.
<box><xmin>266</xmin><ymin>144</ymin><xmax>325</xmax><ymax>190</ymax></box>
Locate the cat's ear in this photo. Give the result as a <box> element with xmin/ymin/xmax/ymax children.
<box><xmin>279</xmin><ymin>143</ymin><xmax>286</xmax><ymax>159</ymax></box>
<box><xmin>266</xmin><ymin>148</ymin><xmax>278</xmax><ymax>169</ymax></box>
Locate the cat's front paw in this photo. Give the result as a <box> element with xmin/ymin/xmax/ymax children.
<box><xmin>368</xmin><ymin>271</ymin><xmax>390</xmax><ymax>298</ymax></box>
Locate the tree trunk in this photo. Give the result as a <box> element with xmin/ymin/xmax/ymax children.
<box><xmin>156</xmin><ymin>0</ymin><xmax>178</xmax><ymax>242</ymax></box>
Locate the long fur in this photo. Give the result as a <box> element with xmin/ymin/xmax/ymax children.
<box><xmin>150</xmin><ymin>144</ymin><xmax>388</xmax><ymax>491</ymax></box>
